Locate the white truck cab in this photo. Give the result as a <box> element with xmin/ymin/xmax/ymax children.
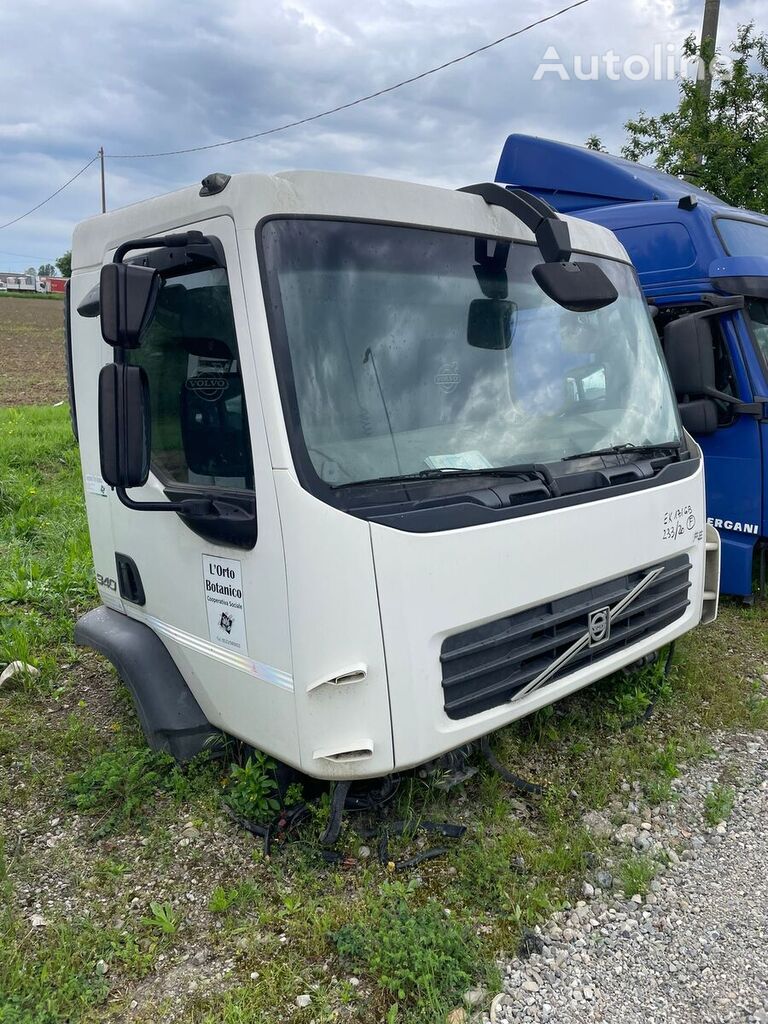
<box><xmin>68</xmin><ymin>170</ymin><xmax>720</xmax><ymax>778</ymax></box>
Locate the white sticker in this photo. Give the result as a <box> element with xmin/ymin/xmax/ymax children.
<box><xmin>202</xmin><ymin>554</ymin><xmax>248</xmax><ymax>654</ymax></box>
<box><xmin>424</xmin><ymin>450</ymin><xmax>493</xmax><ymax>471</ymax></box>
<box><xmin>85</xmin><ymin>473</ymin><xmax>109</xmax><ymax>497</ymax></box>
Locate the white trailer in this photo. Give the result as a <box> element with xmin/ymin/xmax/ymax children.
<box><xmin>68</xmin><ymin>170</ymin><xmax>720</xmax><ymax>778</ymax></box>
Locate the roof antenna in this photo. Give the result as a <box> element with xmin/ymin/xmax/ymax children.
<box><xmin>200</xmin><ymin>173</ymin><xmax>231</xmax><ymax>197</ymax></box>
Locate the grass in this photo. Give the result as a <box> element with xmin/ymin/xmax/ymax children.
<box><xmin>704</xmin><ymin>783</ymin><xmax>736</xmax><ymax>825</ymax></box>
<box><xmin>0</xmin><ymin>290</ymin><xmax>64</xmax><ymax>300</ymax></box>
<box><xmin>1</xmin><ymin>404</ymin><xmax>768</xmax><ymax>1023</ymax></box>
<box><xmin>333</xmin><ymin>880</ymin><xmax>485</xmax><ymax>1018</ymax></box>
<box><xmin>617</xmin><ymin>854</ymin><xmax>657</xmax><ymax>897</ymax></box>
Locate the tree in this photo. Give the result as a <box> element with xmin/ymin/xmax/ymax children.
<box><xmin>622</xmin><ymin>24</ymin><xmax>768</xmax><ymax>212</ymax></box>
<box><xmin>38</xmin><ymin>263</ymin><xmax>56</xmax><ymax>277</ymax></box>
<box><xmin>585</xmin><ymin>135</ymin><xmax>608</xmax><ymax>153</ymax></box>
<box><xmin>56</xmin><ymin>251</ymin><xmax>72</xmax><ymax>278</ymax></box>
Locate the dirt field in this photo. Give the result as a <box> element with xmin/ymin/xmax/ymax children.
<box><xmin>0</xmin><ymin>295</ymin><xmax>66</xmax><ymax>406</ymax></box>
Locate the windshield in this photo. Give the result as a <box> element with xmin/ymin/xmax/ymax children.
<box><xmin>261</xmin><ymin>219</ymin><xmax>682</xmax><ymax>488</ymax></box>
<box><xmin>718</xmin><ymin>217</ymin><xmax>768</xmax><ymax>257</ymax></box>
<box><xmin>747</xmin><ymin>298</ymin><xmax>768</xmax><ymax>365</ymax></box>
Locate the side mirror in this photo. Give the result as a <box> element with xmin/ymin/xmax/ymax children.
<box><xmin>467</xmin><ymin>298</ymin><xmax>517</xmax><ymax>350</ymax></box>
<box><xmin>663</xmin><ymin>315</ymin><xmax>716</xmax><ymax>398</ymax></box>
<box><xmin>679</xmin><ymin>398</ymin><xmax>718</xmax><ymax>436</ymax></box>
<box><xmin>98</xmin><ymin>363</ymin><xmax>151</xmax><ymax>488</ymax></box>
<box><xmin>532</xmin><ymin>262</ymin><xmax>618</xmax><ymax>313</ymax></box>
<box><xmin>100</xmin><ymin>263</ymin><xmax>161</xmax><ymax>348</ymax></box>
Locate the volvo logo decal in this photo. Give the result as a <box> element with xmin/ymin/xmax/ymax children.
<box><xmin>435</xmin><ymin>362</ymin><xmax>460</xmax><ymax>394</ymax></box>
<box><xmin>512</xmin><ymin>566</ymin><xmax>665</xmax><ymax>703</ymax></box>
<box><xmin>185</xmin><ymin>373</ymin><xmax>229</xmax><ymax>402</ymax></box>
<box><xmin>587</xmin><ymin>607</ymin><xmax>611</xmax><ymax>646</ymax></box>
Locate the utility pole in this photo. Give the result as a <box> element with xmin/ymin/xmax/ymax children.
<box><xmin>697</xmin><ymin>0</ymin><xmax>721</xmax><ymax>108</ymax></box>
<box><xmin>98</xmin><ymin>146</ymin><xmax>106</xmax><ymax>213</ymax></box>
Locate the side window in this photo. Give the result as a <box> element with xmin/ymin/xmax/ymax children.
<box><xmin>710</xmin><ymin>318</ymin><xmax>737</xmax><ymax>427</ymax></box>
<box><xmin>127</xmin><ymin>268</ymin><xmax>254</xmax><ymax>489</ymax></box>
<box><xmin>748</xmin><ymin>299</ymin><xmax>768</xmax><ymax>367</ymax></box>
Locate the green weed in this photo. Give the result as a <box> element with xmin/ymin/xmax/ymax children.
<box><xmin>226</xmin><ymin>752</ymin><xmax>280</xmax><ymax>823</ymax></box>
<box><xmin>141</xmin><ymin>901</ymin><xmax>181</xmax><ymax>935</ymax></box>
<box><xmin>617</xmin><ymin>854</ymin><xmax>657</xmax><ymax>897</ymax></box>
<box><xmin>67</xmin><ymin>746</ymin><xmax>179</xmax><ymax>833</ymax></box>
<box><xmin>704</xmin><ymin>784</ymin><xmax>735</xmax><ymax>825</ymax></box>
<box><xmin>333</xmin><ymin>880</ymin><xmax>483</xmax><ymax>1020</ymax></box>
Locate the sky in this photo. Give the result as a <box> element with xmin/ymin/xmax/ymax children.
<box><xmin>0</xmin><ymin>0</ymin><xmax>762</xmax><ymax>272</ymax></box>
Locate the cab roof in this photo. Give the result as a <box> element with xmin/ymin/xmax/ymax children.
<box><xmin>71</xmin><ymin>169</ymin><xmax>629</xmax><ymax>271</ymax></box>
<box><xmin>495</xmin><ymin>134</ymin><xmax>728</xmax><ymax>214</ymax></box>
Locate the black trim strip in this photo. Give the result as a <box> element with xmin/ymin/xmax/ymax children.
<box><xmin>64</xmin><ymin>280</ymin><xmax>78</xmax><ymax>441</ymax></box>
<box><xmin>366</xmin><ymin>457</ymin><xmax>698</xmax><ymax>533</ymax></box>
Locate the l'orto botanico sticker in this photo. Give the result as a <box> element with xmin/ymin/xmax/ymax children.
<box><xmin>202</xmin><ymin>554</ymin><xmax>248</xmax><ymax>653</ymax></box>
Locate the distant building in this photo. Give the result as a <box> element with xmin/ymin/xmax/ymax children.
<box><xmin>0</xmin><ymin>271</ymin><xmax>40</xmax><ymax>292</ymax></box>
<box><xmin>42</xmin><ymin>276</ymin><xmax>67</xmax><ymax>294</ymax></box>
<box><xmin>0</xmin><ymin>272</ymin><xmax>67</xmax><ymax>293</ymax></box>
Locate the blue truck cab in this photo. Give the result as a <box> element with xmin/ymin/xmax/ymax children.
<box><xmin>496</xmin><ymin>134</ymin><xmax>768</xmax><ymax>598</ymax></box>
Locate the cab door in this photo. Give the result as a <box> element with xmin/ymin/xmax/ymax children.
<box><xmin>100</xmin><ymin>216</ymin><xmax>298</xmax><ymax>763</ymax></box>
<box><xmin>697</xmin><ymin>311</ymin><xmax>763</xmax><ymax>597</ymax></box>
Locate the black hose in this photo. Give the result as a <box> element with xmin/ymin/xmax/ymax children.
<box><xmin>480</xmin><ymin>735</ymin><xmax>546</xmax><ymax>796</ymax></box>
<box><xmin>319</xmin><ymin>780</ymin><xmax>351</xmax><ymax>847</ymax></box>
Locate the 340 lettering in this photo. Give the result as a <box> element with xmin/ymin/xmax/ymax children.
<box><xmin>96</xmin><ymin>572</ymin><xmax>117</xmax><ymax>591</ymax></box>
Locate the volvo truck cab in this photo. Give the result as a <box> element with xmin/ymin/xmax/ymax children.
<box><xmin>68</xmin><ymin>171</ymin><xmax>719</xmax><ymax>773</ymax></box>
<box><xmin>496</xmin><ymin>134</ymin><xmax>768</xmax><ymax>599</ymax></box>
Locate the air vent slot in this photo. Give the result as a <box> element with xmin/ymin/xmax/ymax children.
<box><xmin>313</xmin><ymin>742</ymin><xmax>374</xmax><ymax>764</ymax></box>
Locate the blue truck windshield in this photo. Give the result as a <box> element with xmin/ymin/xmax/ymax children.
<box><xmin>748</xmin><ymin>299</ymin><xmax>768</xmax><ymax>366</ymax></box>
<box><xmin>261</xmin><ymin>219</ymin><xmax>682</xmax><ymax>488</ymax></box>
<box><xmin>718</xmin><ymin>217</ymin><xmax>768</xmax><ymax>257</ymax></box>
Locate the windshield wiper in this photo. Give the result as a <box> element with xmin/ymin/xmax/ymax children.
<box><xmin>331</xmin><ymin>464</ymin><xmax>557</xmax><ymax>491</ymax></box>
<box><xmin>563</xmin><ymin>441</ymin><xmax>684</xmax><ymax>462</ymax></box>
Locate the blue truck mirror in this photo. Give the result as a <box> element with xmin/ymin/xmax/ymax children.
<box><xmin>663</xmin><ymin>315</ymin><xmax>717</xmax><ymax>398</ymax></box>
<box><xmin>679</xmin><ymin>398</ymin><xmax>717</xmax><ymax>436</ymax></box>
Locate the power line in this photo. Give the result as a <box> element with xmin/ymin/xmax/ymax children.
<box><xmin>0</xmin><ymin>155</ymin><xmax>98</xmax><ymax>232</ymax></box>
<box><xmin>0</xmin><ymin>0</ymin><xmax>594</xmax><ymax>227</ymax></box>
<box><xmin>108</xmin><ymin>0</ymin><xmax>594</xmax><ymax>160</ymax></box>
<box><xmin>0</xmin><ymin>249</ymin><xmax>56</xmax><ymax>262</ymax></box>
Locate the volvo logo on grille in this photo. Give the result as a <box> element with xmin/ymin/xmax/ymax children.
<box><xmin>511</xmin><ymin>565</ymin><xmax>666</xmax><ymax>703</ymax></box>
<box><xmin>587</xmin><ymin>607</ymin><xmax>611</xmax><ymax>646</ymax></box>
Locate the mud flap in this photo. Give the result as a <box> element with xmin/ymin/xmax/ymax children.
<box><xmin>74</xmin><ymin>606</ymin><xmax>215</xmax><ymax>761</ymax></box>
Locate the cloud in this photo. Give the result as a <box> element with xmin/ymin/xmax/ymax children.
<box><xmin>0</xmin><ymin>0</ymin><xmax>762</xmax><ymax>266</ymax></box>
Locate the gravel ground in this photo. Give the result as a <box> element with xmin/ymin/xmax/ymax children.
<box><xmin>489</xmin><ymin>731</ymin><xmax>768</xmax><ymax>1024</ymax></box>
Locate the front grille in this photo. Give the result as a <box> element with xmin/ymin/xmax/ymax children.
<box><xmin>441</xmin><ymin>554</ymin><xmax>691</xmax><ymax>720</ymax></box>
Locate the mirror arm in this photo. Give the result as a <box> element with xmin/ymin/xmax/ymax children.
<box><xmin>458</xmin><ymin>183</ymin><xmax>572</xmax><ymax>263</ymax></box>
<box><xmin>113</xmin><ymin>232</ymin><xmax>205</xmax><ymax>265</ymax></box>
<box><xmin>702</xmin><ymin>387</ymin><xmax>766</xmax><ymax>417</ymax></box>
<box><xmin>668</xmin><ymin>298</ymin><xmax>746</xmax><ymax>323</ymax></box>
<box><xmin>114</xmin><ymin>488</ymin><xmax>256</xmax><ymax>520</ymax></box>
<box><xmin>115</xmin><ymin>486</ymin><xmax>213</xmax><ymax>516</ymax></box>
